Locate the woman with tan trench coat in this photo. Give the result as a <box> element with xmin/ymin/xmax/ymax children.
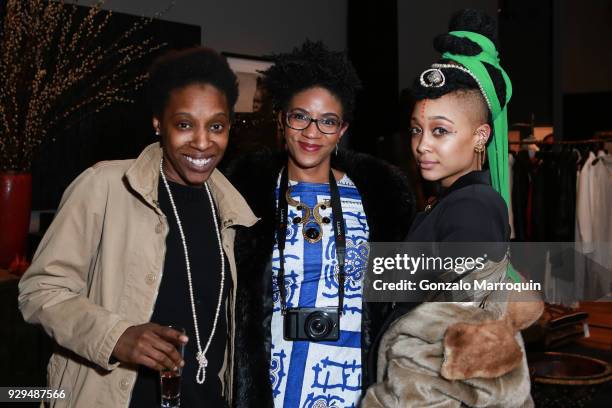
<box><xmin>18</xmin><ymin>48</ymin><xmax>257</xmax><ymax>407</ymax></box>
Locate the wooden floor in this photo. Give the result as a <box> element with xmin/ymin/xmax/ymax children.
<box><xmin>577</xmin><ymin>302</ymin><xmax>612</xmax><ymax>351</ymax></box>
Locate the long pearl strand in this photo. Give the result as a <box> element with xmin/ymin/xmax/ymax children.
<box><xmin>159</xmin><ymin>158</ymin><xmax>225</xmax><ymax>384</ymax></box>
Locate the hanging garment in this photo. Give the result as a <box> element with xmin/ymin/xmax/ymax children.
<box><xmin>512</xmin><ymin>150</ymin><xmax>533</xmax><ymax>241</ymax></box>
<box><xmin>555</xmin><ymin>151</ymin><xmax>578</xmax><ymax>241</ymax></box>
<box><xmin>532</xmin><ymin>151</ymin><xmax>578</xmax><ymax>285</ymax></box>
<box><xmin>530</xmin><ymin>150</ymin><xmax>577</xmax><ymax>242</ymax></box>
<box><xmin>575</xmin><ymin>151</ymin><xmax>612</xmax><ymax>301</ymax></box>
<box><xmin>576</xmin><ymin>152</ymin><xmax>598</xmax><ymax>252</ymax></box>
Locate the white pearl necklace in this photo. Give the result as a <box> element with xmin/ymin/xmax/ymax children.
<box><xmin>159</xmin><ymin>158</ymin><xmax>225</xmax><ymax>385</ymax></box>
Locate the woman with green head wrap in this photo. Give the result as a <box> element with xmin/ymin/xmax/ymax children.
<box><xmin>402</xmin><ymin>8</ymin><xmax>516</xmax><ymax>249</ymax></box>
<box><xmin>363</xmin><ymin>10</ymin><xmax>541</xmax><ymax>408</ymax></box>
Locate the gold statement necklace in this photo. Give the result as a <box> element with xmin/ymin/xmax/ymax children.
<box><xmin>285</xmin><ymin>186</ymin><xmax>332</xmax><ymax>244</ymax></box>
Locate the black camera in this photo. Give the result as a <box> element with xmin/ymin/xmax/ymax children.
<box><xmin>284</xmin><ymin>307</ymin><xmax>340</xmax><ymax>342</ymax></box>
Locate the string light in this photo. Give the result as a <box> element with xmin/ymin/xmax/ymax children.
<box><xmin>0</xmin><ymin>0</ymin><xmax>168</xmax><ymax>171</ymax></box>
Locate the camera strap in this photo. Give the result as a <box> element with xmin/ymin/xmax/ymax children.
<box><xmin>276</xmin><ymin>166</ymin><xmax>346</xmax><ymax>315</ymax></box>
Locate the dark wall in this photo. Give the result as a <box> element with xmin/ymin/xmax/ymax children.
<box><xmin>559</xmin><ymin>0</ymin><xmax>612</xmax><ymax>140</ymax></box>
<box><xmin>563</xmin><ymin>92</ymin><xmax>612</xmax><ymax>140</ymax></box>
<box><xmin>499</xmin><ymin>0</ymin><xmax>612</xmax><ymax>139</ymax></box>
<box><xmin>397</xmin><ymin>0</ymin><xmax>499</xmax><ymax>93</ymax></box>
<box><xmin>499</xmin><ymin>0</ymin><xmax>554</xmax><ymax>127</ymax></box>
<box><xmin>347</xmin><ymin>1</ymin><xmax>399</xmax><ymax>155</ymax></box>
<box><xmin>71</xmin><ymin>0</ymin><xmax>348</xmax><ymax>55</ymax></box>
<box><xmin>561</xmin><ymin>0</ymin><xmax>612</xmax><ymax>94</ymax></box>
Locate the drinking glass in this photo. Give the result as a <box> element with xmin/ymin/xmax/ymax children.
<box><xmin>159</xmin><ymin>326</ymin><xmax>185</xmax><ymax>408</ymax></box>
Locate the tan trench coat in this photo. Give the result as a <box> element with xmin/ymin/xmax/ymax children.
<box><xmin>18</xmin><ymin>143</ymin><xmax>257</xmax><ymax>407</ymax></box>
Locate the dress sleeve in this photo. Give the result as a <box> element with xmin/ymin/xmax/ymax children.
<box><xmin>18</xmin><ymin>167</ymin><xmax>135</xmax><ymax>370</ymax></box>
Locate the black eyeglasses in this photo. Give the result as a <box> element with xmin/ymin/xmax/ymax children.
<box><xmin>285</xmin><ymin>111</ymin><xmax>343</xmax><ymax>135</ymax></box>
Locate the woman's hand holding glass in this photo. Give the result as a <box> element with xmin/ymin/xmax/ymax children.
<box><xmin>111</xmin><ymin>323</ymin><xmax>188</xmax><ymax>371</ymax></box>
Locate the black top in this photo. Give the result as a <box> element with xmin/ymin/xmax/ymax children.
<box><xmin>368</xmin><ymin>171</ymin><xmax>511</xmax><ymax>381</ymax></box>
<box><xmin>405</xmin><ymin>170</ymin><xmax>510</xmax><ymax>246</ymax></box>
<box><xmin>129</xmin><ymin>179</ymin><xmax>229</xmax><ymax>408</ymax></box>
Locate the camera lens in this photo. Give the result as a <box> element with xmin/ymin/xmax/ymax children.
<box><xmin>305</xmin><ymin>311</ymin><xmax>333</xmax><ymax>340</ymax></box>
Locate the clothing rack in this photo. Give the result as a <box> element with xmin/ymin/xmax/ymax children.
<box><xmin>508</xmin><ymin>138</ymin><xmax>611</xmax><ymax>165</ymax></box>
<box><xmin>508</xmin><ymin>138</ymin><xmax>612</xmax><ymax>145</ymax></box>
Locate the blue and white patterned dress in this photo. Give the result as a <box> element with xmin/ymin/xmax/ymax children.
<box><xmin>269</xmin><ymin>175</ymin><xmax>369</xmax><ymax>408</ymax></box>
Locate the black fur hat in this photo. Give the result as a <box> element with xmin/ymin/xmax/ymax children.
<box><xmin>413</xmin><ymin>9</ymin><xmax>507</xmax><ymax>114</ymax></box>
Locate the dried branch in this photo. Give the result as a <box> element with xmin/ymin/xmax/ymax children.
<box><xmin>0</xmin><ymin>0</ymin><xmax>169</xmax><ymax>171</ymax></box>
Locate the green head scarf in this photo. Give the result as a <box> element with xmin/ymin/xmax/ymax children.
<box><xmin>442</xmin><ymin>30</ymin><xmax>513</xmax><ymax>207</ymax></box>
<box><xmin>425</xmin><ymin>30</ymin><xmax>519</xmax><ymax>282</ymax></box>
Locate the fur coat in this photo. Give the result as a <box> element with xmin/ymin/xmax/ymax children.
<box><xmin>225</xmin><ymin>149</ymin><xmax>416</xmax><ymax>407</ymax></box>
<box><xmin>362</xmin><ymin>258</ymin><xmax>543</xmax><ymax>408</ymax></box>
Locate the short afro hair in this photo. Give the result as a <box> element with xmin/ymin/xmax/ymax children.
<box><xmin>260</xmin><ymin>40</ymin><xmax>362</xmax><ymax>122</ymax></box>
<box><xmin>146</xmin><ymin>47</ymin><xmax>239</xmax><ymax>118</ymax></box>
<box><xmin>412</xmin><ymin>9</ymin><xmax>507</xmax><ymax>126</ymax></box>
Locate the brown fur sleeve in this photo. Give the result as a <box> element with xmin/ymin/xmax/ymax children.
<box><xmin>441</xmin><ymin>290</ymin><xmax>544</xmax><ymax>380</ymax></box>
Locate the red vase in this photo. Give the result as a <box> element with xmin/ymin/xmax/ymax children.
<box><xmin>0</xmin><ymin>172</ymin><xmax>32</xmax><ymax>268</ymax></box>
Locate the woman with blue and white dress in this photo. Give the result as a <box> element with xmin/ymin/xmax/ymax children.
<box><xmin>228</xmin><ymin>41</ymin><xmax>415</xmax><ymax>408</ymax></box>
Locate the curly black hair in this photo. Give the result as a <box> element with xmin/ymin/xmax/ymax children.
<box><xmin>260</xmin><ymin>40</ymin><xmax>362</xmax><ymax>122</ymax></box>
<box><xmin>412</xmin><ymin>9</ymin><xmax>507</xmax><ymax>125</ymax></box>
<box><xmin>146</xmin><ymin>47</ymin><xmax>238</xmax><ymax>118</ymax></box>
